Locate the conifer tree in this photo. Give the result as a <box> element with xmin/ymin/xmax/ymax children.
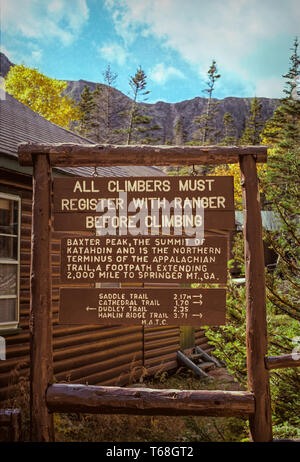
<box><xmin>240</xmin><ymin>96</ymin><xmax>264</xmax><ymax>145</ymax></box>
<box><xmin>262</xmin><ymin>37</ymin><xmax>300</xmax><ymax>145</ymax></box>
<box><xmin>174</xmin><ymin>116</ymin><xmax>187</xmax><ymax>145</ymax></box>
<box><xmin>126</xmin><ymin>66</ymin><xmax>161</xmax><ymax>145</ymax></box>
<box><xmin>92</xmin><ymin>65</ymin><xmax>125</xmax><ymax>143</ymax></box>
<box><xmin>221</xmin><ymin>112</ymin><xmax>238</xmax><ymax>145</ymax></box>
<box><xmin>193</xmin><ymin>60</ymin><xmax>221</xmax><ymax>144</ymax></box>
<box><xmin>261</xmin><ymin>37</ymin><xmax>300</xmax><ymax>321</ymax></box>
<box><xmin>101</xmin><ymin>65</ymin><xmax>118</xmax><ymax>143</ymax></box>
<box><xmin>204</xmin><ymin>39</ymin><xmax>300</xmax><ymax>437</ymax></box>
<box><xmin>77</xmin><ymin>85</ymin><xmax>97</xmax><ymax>138</ymax></box>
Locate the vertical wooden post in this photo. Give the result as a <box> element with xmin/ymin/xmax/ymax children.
<box><xmin>30</xmin><ymin>154</ymin><xmax>54</xmax><ymax>442</ymax></box>
<box><xmin>239</xmin><ymin>154</ymin><xmax>273</xmax><ymax>442</ymax></box>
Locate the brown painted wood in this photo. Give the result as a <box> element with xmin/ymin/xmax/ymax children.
<box><xmin>59</xmin><ymin>287</ymin><xmax>226</xmax><ymax>327</ymax></box>
<box><xmin>239</xmin><ymin>154</ymin><xmax>273</xmax><ymax>442</ymax></box>
<box><xmin>46</xmin><ymin>383</ymin><xmax>255</xmax><ymax>417</ymax></box>
<box><xmin>53</xmin><ymin>210</ymin><xmax>235</xmax><ymax>232</ymax></box>
<box><xmin>52</xmin><ymin>175</ymin><xmax>236</xmax><ymax>231</ymax></box>
<box><xmin>18</xmin><ymin>143</ymin><xmax>268</xmax><ymax>166</ymax></box>
<box><xmin>30</xmin><ymin>154</ymin><xmax>54</xmax><ymax>442</ymax></box>
<box><xmin>60</xmin><ymin>235</ymin><xmax>228</xmax><ymax>284</ymax></box>
<box><xmin>265</xmin><ymin>354</ymin><xmax>300</xmax><ymax>370</ymax></box>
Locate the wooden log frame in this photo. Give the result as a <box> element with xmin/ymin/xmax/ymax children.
<box><xmin>239</xmin><ymin>154</ymin><xmax>273</xmax><ymax>442</ymax></box>
<box><xmin>19</xmin><ymin>143</ymin><xmax>288</xmax><ymax>443</ymax></box>
<box><xmin>265</xmin><ymin>354</ymin><xmax>300</xmax><ymax>370</ymax></box>
<box><xmin>18</xmin><ymin>143</ymin><xmax>268</xmax><ymax>167</ymax></box>
<box><xmin>46</xmin><ymin>384</ymin><xmax>255</xmax><ymax>418</ymax></box>
<box><xmin>30</xmin><ymin>154</ymin><xmax>55</xmax><ymax>442</ymax></box>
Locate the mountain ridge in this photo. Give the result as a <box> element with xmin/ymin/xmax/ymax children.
<box><xmin>0</xmin><ymin>52</ymin><xmax>279</xmax><ymax>143</ymax></box>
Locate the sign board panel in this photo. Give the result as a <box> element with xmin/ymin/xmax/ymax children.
<box><xmin>59</xmin><ymin>288</ymin><xmax>226</xmax><ymax>327</ymax></box>
<box><xmin>60</xmin><ymin>235</ymin><xmax>228</xmax><ymax>284</ymax></box>
<box><xmin>53</xmin><ymin>176</ymin><xmax>235</xmax><ymax>231</ymax></box>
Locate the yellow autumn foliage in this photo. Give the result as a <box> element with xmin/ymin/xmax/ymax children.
<box><xmin>5</xmin><ymin>64</ymin><xmax>79</xmax><ymax>129</ymax></box>
<box><xmin>213</xmin><ymin>162</ymin><xmax>267</xmax><ymax>210</ymax></box>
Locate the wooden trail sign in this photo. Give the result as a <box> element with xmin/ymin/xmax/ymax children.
<box><xmin>61</xmin><ymin>235</ymin><xmax>228</xmax><ymax>284</ymax></box>
<box><xmin>53</xmin><ymin>175</ymin><xmax>235</xmax><ymax>231</ymax></box>
<box><xmin>59</xmin><ymin>287</ymin><xmax>226</xmax><ymax>327</ymax></box>
<box><xmin>18</xmin><ymin>143</ymin><xmax>274</xmax><ymax>443</ymax></box>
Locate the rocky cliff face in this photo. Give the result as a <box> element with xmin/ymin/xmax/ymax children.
<box><xmin>1</xmin><ymin>52</ymin><xmax>279</xmax><ymax>143</ymax></box>
<box><xmin>65</xmin><ymin>79</ymin><xmax>279</xmax><ymax>144</ymax></box>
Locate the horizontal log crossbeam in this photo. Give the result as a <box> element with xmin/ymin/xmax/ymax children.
<box><xmin>265</xmin><ymin>354</ymin><xmax>300</xmax><ymax>370</ymax></box>
<box><xmin>46</xmin><ymin>383</ymin><xmax>255</xmax><ymax>418</ymax></box>
<box><xmin>18</xmin><ymin>143</ymin><xmax>268</xmax><ymax>167</ymax></box>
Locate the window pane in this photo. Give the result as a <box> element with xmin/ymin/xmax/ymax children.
<box><xmin>0</xmin><ymin>264</ymin><xmax>17</xmax><ymax>296</ymax></box>
<box><xmin>0</xmin><ymin>235</ymin><xmax>18</xmax><ymax>260</ymax></box>
<box><xmin>0</xmin><ymin>198</ymin><xmax>18</xmax><ymax>235</ymax></box>
<box><xmin>0</xmin><ymin>298</ymin><xmax>17</xmax><ymax>322</ymax></box>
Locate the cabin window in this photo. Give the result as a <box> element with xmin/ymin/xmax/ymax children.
<box><xmin>0</xmin><ymin>193</ymin><xmax>21</xmax><ymax>330</ymax></box>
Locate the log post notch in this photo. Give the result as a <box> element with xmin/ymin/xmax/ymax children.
<box><xmin>30</xmin><ymin>154</ymin><xmax>54</xmax><ymax>442</ymax></box>
<box><xmin>239</xmin><ymin>154</ymin><xmax>273</xmax><ymax>442</ymax></box>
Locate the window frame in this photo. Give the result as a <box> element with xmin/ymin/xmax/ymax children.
<box><xmin>0</xmin><ymin>192</ymin><xmax>21</xmax><ymax>330</ymax></box>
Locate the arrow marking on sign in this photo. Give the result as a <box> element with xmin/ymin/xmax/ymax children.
<box><xmin>86</xmin><ymin>306</ymin><xmax>97</xmax><ymax>311</ymax></box>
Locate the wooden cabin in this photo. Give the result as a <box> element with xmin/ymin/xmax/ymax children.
<box><xmin>0</xmin><ymin>93</ymin><xmax>210</xmax><ymax>403</ymax></box>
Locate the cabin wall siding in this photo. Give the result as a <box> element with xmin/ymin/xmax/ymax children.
<box><xmin>0</xmin><ymin>169</ymin><xmax>212</xmax><ymax>403</ymax></box>
<box><xmin>0</xmin><ymin>171</ymin><xmax>143</xmax><ymax>401</ymax></box>
<box><xmin>0</xmin><ymin>169</ymin><xmax>193</xmax><ymax>403</ymax></box>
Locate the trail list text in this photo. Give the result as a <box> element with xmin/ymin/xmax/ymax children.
<box><xmin>59</xmin><ymin>288</ymin><xmax>226</xmax><ymax>327</ymax></box>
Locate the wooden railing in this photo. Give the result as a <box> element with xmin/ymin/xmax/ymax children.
<box><xmin>46</xmin><ymin>384</ymin><xmax>255</xmax><ymax>417</ymax></box>
<box><xmin>265</xmin><ymin>354</ymin><xmax>300</xmax><ymax>370</ymax></box>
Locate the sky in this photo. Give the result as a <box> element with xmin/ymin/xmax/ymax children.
<box><xmin>1</xmin><ymin>0</ymin><xmax>300</xmax><ymax>103</ymax></box>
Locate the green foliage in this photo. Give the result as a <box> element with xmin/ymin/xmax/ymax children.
<box><xmin>204</xmin><ymin>246</ymin><xmax>300</xmax><ymax>439</ymax></box>
<box><xmin>220</xmin><ymin>112</ymin><xmax>238</xmax><ymax>145</ymax></box>
<box><xmin>193</xmin><ymin>60</ymin><xmax>221</xmax><ymax>144</ymax></box>
<box><xmin>77</xmin><ymin>85</ymin><xmax>97</xmax><ymax>138</ymax></box>
<box><xmin>240</xmin><ymin>97</ymin><xmax>264</xmax><ymax>145</ymax></box>
<box><xmin>174</xmin><ymin>117</ymin><xmax>188</xmax><ymax>145</ymax></box>
<box><xmin>205</xmin><ymin>46</ymin><xmax>300</xmax><ymax>433</ymax></box>
<box><xmin>5</xmin><ymin>64</ymin><xmax>79</xmax><ymax>128</ymax></box>
<box><xmin>77</xmin><ymin>66</ymin><xmax>128</xmax><ymax>143</ymax></box>
<box><xmin>123</xmin><ymin>66</ymin><xmax>161</xmax><ymax>145</ymax></box>
<box><xmin>261</xmin><ymin>38</ymin><xmax>300</xmax><ymax>321</ymax></box>
<box><xmin>93</xmin><ymin>66</ymin><xmax>127</xmax><ymax>143</ymax></box>
<box><xmin>204</xmin><ymin>280</ymin><xmax>247</xmax><ymax>386</ymax></box>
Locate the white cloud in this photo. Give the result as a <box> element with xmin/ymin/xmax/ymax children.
<box><xmin>150</xmin><ymin>63</ymin><xmax>185</xmax><ymax>85</ymax></box>
<box><xmin>104</xmin><ymin>0</ymin><xmax>300</xmax><ymax>79</ymax></box>
<box><xmin>31</xmin><ymin>49</ymin><xmax>43</xmax><ymax>62</ymax></box>
<box><xmin>1</xmin><ymin>0</ymin><xmax>89</xmax><ymax>46</ymax></box>
<box><xmin>98</xmin><ymin>42</ymin><xmax>129</xmax><ymax>66</ymax></box>
<box><xmin>255</xmin><ymin>77</ymin><xmax>285</xmax><ymax>99</ymax></box>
